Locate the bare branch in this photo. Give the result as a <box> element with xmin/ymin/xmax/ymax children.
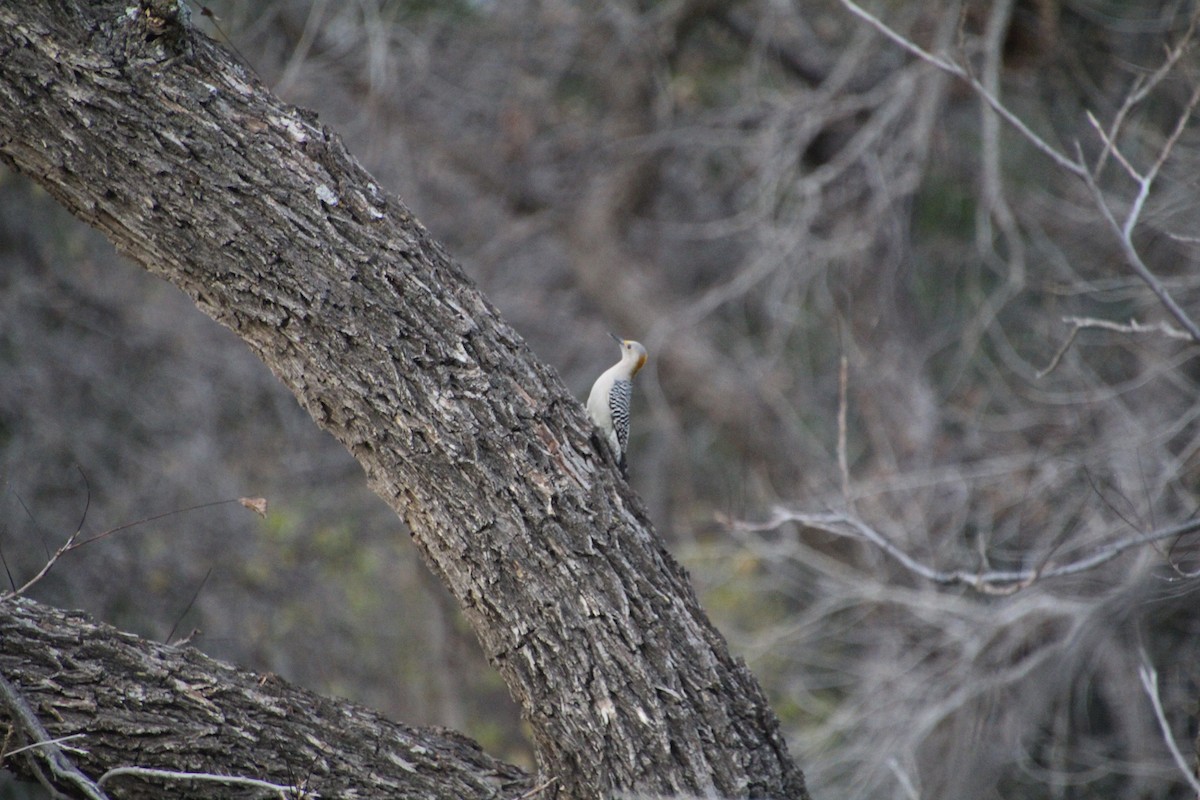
<box><xmin>1062</xmin><ymin>315</ymin><xmax>1193</xmax><ymax>341</ymax></box>
<box><xmin>835</xmin><ymin>0</ymin><xmax>1087</xmax><ymax>177</ymax></box>
<box><xmin>1138</xmin><ymin>658</ymin><xmax>1200</xmax><ymax>797</ymax></box>
<box><xmin>950</xmin><ymin>0</ymin><xmax>1025</xmax><ymax>381</ymax></box>
<box><xmin>1086</xmin><ymin>110</ymin><xmax>1143</xmax><ymax>183</ymax></box>
<box><xmin>885</xmin><ymin>757</ymin><xmax>921</xmax><ymax>800</ymax></box>
<box><xmin>838</xmin><ymin>0</ymin><xmax>1200</xmax><ymax>345</ymax></box>
<box><xmin>1077</xmin><ymin>147</ymin><xmax>1200</xmax><ymax>343</ymax></box>
<box><xmin>516</xmin><ymin>777</ymin><xmax>560</xmax><ymax>799</ymax></box>
<box><xmin>1129</xmin><ymin>82</ymin><xmax>1200</xmax><ymax>235</ymax></box>
<box><xmin>97</xmin><ymin>766</ymin><xmax>301</xmax><ymax>799</ymax></box>
<box><xmin>837</xmin><ymin>351</ymin><xmax>851</xmax><ymax>509</ymax></box>
<box><xmin>0</xmin><ymin>498</ymin><xmax>249</xmax><ymax>600</ymax></box>
<box><xmin>1036</xmin><ymin>324</ymin><xmax>1082</xmax><ymax>378</ymax></box>
<box><xmin>2</xmin><ymin>733</ymin><xmax>89</xmax><ymax>758</ymax></box>
<box><xmin>1039</xmin><ymin>315</ymin><xmax>1195</xmax><ymax>377</ymax></box>
<box><xmin>3</xmin><ymin>520</ymin><xmax>87</xmax><ymax>600</ymax></box>
<box><xmin>1092</xmin><ymin>9</ymin><xmax>1200</xmax><ymax>179</ymax></box>
<box><xmin>739</xmin><ymin>507</ymin><xmax>1200</xmax><ymax>592</ymax></box>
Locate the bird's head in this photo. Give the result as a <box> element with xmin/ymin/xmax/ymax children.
<box><xmin>610</xmin><ymin>332</ymin><xmax>648</xmax><ymax>377</ymax></box>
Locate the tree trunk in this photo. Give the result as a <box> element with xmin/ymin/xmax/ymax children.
<box><xmin>0</xmin><ymin>2</ymin><xmax>808</xmax><ymax>798</ymax></box>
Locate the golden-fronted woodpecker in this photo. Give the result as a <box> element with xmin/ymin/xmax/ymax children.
<box><xmin>587</xmin><ymin>333</ymin><xmax>647</xmax><ymax>473</ymax></box>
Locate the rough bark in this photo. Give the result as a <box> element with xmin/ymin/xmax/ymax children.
<box><xmin>0</xmin><ymin>596</ymin><xmax>532</xmax><ymax>799</ymax></box>
<box><xmin>0</xmin><ymin>2</ymin><xmax>807</xmax><ymax>800</ymax></box>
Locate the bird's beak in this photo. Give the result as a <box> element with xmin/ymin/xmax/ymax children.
<box><xmin>608</xmin><ymin>331</ymin><xmax>622</xmax><ymax>344</ymax></box>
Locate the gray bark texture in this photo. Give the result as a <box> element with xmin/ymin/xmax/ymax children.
<box><xmin>0</xmin><ymin>596</ymin><xmax>533</xmax><ymax>799</ymax></box>
<box><xmin>0</xmin><ymin>2</ymin><xmax>809</xmax><ymax>799</ymax></box>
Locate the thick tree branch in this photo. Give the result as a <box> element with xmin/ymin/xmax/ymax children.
<box><xmin>0</xmin><ymin>2</ymin><xmax>806</xmax><ymax>798</ymax></box>
<box><xmin>0</xmin><ymin>596</ymin><xmax>532</xmax><ymax>800</ymax></box>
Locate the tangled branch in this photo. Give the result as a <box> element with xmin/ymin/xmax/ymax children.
<box><xmin>738</xmin><ymin>507</ymin><xmax>1200</xmax><ymax>594</ymax></box>
<box><xmin>838</xmin><ymin>0</ymin><xmax>1200</xmax><ymax>345</ymax></box>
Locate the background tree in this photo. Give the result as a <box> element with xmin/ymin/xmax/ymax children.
<box><xmin>4</xmin><ymin>1</ymin><xmax>1200</xmax><ymax>799</ymax></box>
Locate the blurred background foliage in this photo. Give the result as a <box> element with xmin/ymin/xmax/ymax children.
<box><xmin>4</xmin><ymin>1</ymin><xmax>1200</xmax><ymax>798</ymax></box>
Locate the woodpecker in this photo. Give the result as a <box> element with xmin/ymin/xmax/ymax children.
<box><xmin>587</xmin><ymin>333</ymin><xmax>648</xmax><ymax>473</ymax></box>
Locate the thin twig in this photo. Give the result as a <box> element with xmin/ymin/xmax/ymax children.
<box><xmin>1</xmin><ymin>498</ymin><xmax>247</xmax><ymax>600</ymax></box>
<box><xmin>837</xmin><ymin>352</ymin><xmax>851</xmax><ymax>509</ymax></box>
<box><xmin>98</xmin><ymin>765</ymin><xmax>299</xmax><ymax>798</ymax></box>
<box><xmin>1065</xmin><ymin>316</ymin><xmax>1192</xmax><ymax>340</ymax></box>
<box><xmin>67</xmin><ymin>499</ymin><xmax>244</xmax><ymax>552</ymax></box>
<box><xmin>2</xmin><ymin>527</ymin><xmax>88</xmax><ymax>604</ymax></box>
<box><xmin>0</xmin><ymin>533</ymin><xmax>15</xmax><ymax>592</ymax></box>
<box><xmin>885</xmin><ymin>756</ymin><xmax>921</xmax><ymax>800</ymax></box>
<box><xmin>2</xmin><ymin>733</ymin><xmax>89</xmax><ymax>758</ymax></box>
<box><xmin>166</xmin><ymin>566</ymin><xmax>212</xmax><ymax>645</ymax></box>
<box><xmin>1036</xmin><ymin>325</ymin><xmax>1081</xmax><ymax>378</ymax></box>
<box><xmin>1039</xmin><ymin>315</ymin><xmax>1194</xmax><ymax>377</ymax></box>
<box><xmin>1137</xmin><ymin>658</ymin><xmax>1200</xmax><ymax>797</ymax></box>
<box><xmin>1086</xmin><ymin>110</ymin><xmax>1142</xmax><ymax>182</ymax></box>
<box><xmin>1091</xmin><ymin>8</ymin><xmax>1200</xmax><ymax>179</ymax></box>
<box><xmin>517</xmin><ymin>776</ymin><xmax>560</xmax><ymax>799</ymax></box>
<box><xmin>2</xmin><ymin>468</ymin><xmax>90</xmax><ymax>597</ymax></box>
<box><xmin>0</xmin><ymin>672</ymin><xmax>110</xmax><ymax>800</ymax></box>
